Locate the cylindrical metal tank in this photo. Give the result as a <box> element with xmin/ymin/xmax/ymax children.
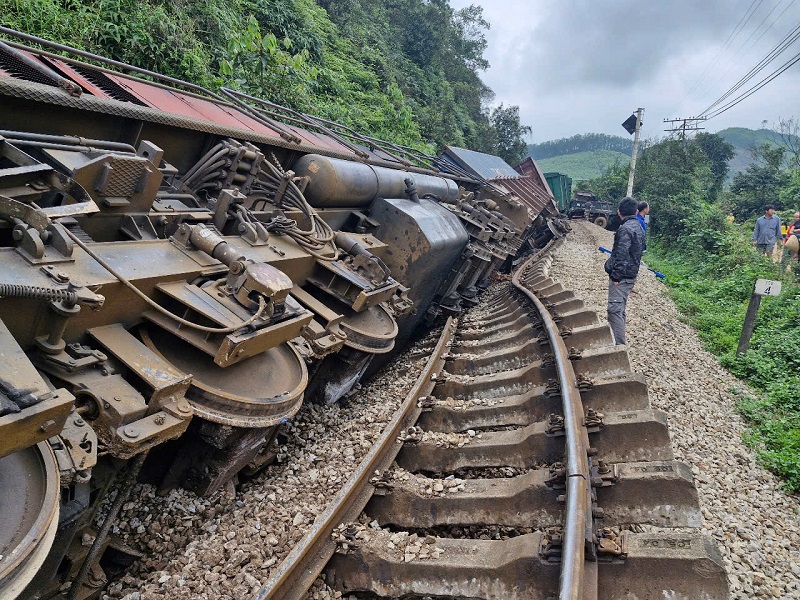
<box><xmin>292</xmin><ymin>154</ymin><xmax>460</xmax><ymax>207</ymax></box>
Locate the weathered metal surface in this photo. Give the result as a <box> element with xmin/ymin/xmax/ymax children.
<box><xmin>140</xmin><ymin>327</ymin><xmax>307</xmax><ymax>428</ymax></box>
<box><xmin>0</xmin><ymin>442</ymin><xmax>60</xmax><ymax>597</ymax></box>
<box><xmin>440</xmin><ymin>145</ymin><xmax>521</xmax><ymax>180</ymax></box>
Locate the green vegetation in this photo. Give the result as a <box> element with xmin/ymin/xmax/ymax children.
<box><xmin>583</xmin><ymin>132</ymin><xmax>800</xmax><ymax>492</ymax></box>
<box><xmin>528</xmin><ymin>133</ymin><xmax>633</xmax><ymax>160</ymax></box>
<box><xmin>0</xmin><ymin>0</ymin><xmax>530</xmax><ymax>160</ymax></box>
<box><xmin>715</xmin><ymin>126</ymin><xmax>799</xmax><ymax>180</ymax></box>
<box><xmin>536</xmin><ymin>150</ymin><xmax>630</xmax><ymax>181</ymax></box>
<box><xmin>716</xmin><ymin>126</ymin><xmax>789</xmax><ymax>150</ymax></box>
<box><xmin>645</xmin><ymin>237</ymin><xmax>800</xmax><ymax>492</ymax></box>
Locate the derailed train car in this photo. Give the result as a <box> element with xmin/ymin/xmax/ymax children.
<box><xmin>0</xmin><ymin>28</ymin><xmax>562</xmax><ymax>599</ymax></box>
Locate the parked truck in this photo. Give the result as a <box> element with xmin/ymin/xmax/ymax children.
<box><xmin>566</xmin><ymin>191</ymin><xmax>614</xmax><ymax>228</ymax></box>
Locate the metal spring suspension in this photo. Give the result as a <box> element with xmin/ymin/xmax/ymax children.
<box><xmin>0</xmin><ymin>283</ymin><xmax>78</xmax><ymax>305</ymax></box>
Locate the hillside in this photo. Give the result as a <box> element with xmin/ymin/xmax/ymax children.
<box><xmin>536</xmin><ymin>149</ymin><xmax>630</xmax><ymax>181</ymax></box>
<box><xmin>528</xmin><ymin>133</ymin><xmax>632</xmax><ymax>160</ymax></box>
<box><xmin>715</xmin><ymin>127</ymin><xmax>796</xmax><ymax>178</ymax></box>
<box><xmin>1</xmin><ymin>0</ymin><xmax>507</xmax><ymax>155</ymax></box>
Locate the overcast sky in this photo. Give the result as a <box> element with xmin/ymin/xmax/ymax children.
<box><xmin>449</xmin><ymin>0</ymin><xmax>800</xmax><ymax>143</ymax></box>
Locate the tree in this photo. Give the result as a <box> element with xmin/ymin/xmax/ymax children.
<box><xmin>774</xmin><ymin>117</ymin><xmax>800</xmax><ymax>171</ymax></box>
<box><xmin>633</xmin><ymin>138</ymin><xmax>721</xmax><ymax>241</ymax></box>
<box><xmin>730</xmin><ymin>143</ymin><xmax>789</xmax><ymax>218</ymax></box>
<box><xmin>490</xmin><ymin>104</ymin><xmax>531</xmax><ymax>165</ymax></box>
<box><xmin>694</xmin><ymin>132</ymin><xmax>735</xmax><ymax>200</ymax></box>
<box><xmin>581</xmin><ymin>159</ymin><xmax>629</xmax><ymax>201</ymax></box>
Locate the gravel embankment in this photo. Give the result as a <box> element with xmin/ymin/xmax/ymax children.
<box><xmin>104</xmin><ymin>329</ymin><xmax>440</xmax><ymax>600</ymax></box>
<box><xmin>552</xmin><ymin>221</ymin><xmax>800</xmax><ymax>599</ymax></box>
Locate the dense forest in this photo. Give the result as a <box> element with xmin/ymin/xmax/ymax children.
<box><xmin>583</xmin><ymin>131</ymin><xmax>800</xmax><ymax>491</ymax></box>
<box><xmin>0</xmin><ymin>0</ymin><xmax>531</xmax><ymax>163</ymax></box>
<box><xmin>527</xmin><ymin>133</ymin><xmax>633</xmax><ymax>160</ymax></box>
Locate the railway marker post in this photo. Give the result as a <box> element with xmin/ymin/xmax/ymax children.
<box><xmin>737</xmin><ymin>278</ymin><xmax>781</xmax><ymax>355</ymax></box>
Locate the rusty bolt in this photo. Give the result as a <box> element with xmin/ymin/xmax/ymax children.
<box><xmin>154</xmin><ymin>414</ymin><xmax>165</xmax><ymax>426</ymax></box>
<box><xmin>177</xmin><ymin>401</ymin><xmax>191</xmax><ymax>414</ymax></box>
<box><xmin>39</xmin><ymin>419</ymin><xmax>57</xmax><ymax>433</ymax></box>
<box><xmin>123</xmin><ymin>427</ymin><xmax>139</xmax><ymax>439</ymax></box>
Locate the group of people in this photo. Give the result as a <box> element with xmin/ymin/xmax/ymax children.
<box><xmin>604</xmin><ymin>199</ymin><xmax>800</xmax><ymax>347</ymax></box>
<box><xmin>751</xmin><ymin>205</ymin><xmax>800</xmax><ymax>265</ymax></box>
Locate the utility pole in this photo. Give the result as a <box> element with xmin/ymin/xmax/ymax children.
<box><xmin>626</xmin><ymin>108</ymin><xmax>644</xmax><ymax>198</ymax></box>
<box><xmin>662</xmin><ymin>116</ymin><xmax>706</xmax><ymax>140</ymax></box>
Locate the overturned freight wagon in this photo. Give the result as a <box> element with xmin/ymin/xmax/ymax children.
<box><xmin>0</xmin><ymin>28</ymin><xmax>561</xmax><ymax>600</ymax></box>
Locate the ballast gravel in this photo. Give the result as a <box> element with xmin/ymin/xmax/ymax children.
<box><xmin>551</xmin><ymin>221</ymin><xmax>800</xmax><ymax>599</ymax></box>
<box><xmin>103</xmin><ymin>329</ymin><xmax>440</xmax><ymax>600</ymax></box>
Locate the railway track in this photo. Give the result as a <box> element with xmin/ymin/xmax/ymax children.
<box><xmin>257</xmin><ymin>246</ymin><xmax>730</xmax><ymax>600</ymax></box>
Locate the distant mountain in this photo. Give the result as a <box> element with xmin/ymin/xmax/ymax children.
<box><xmin>536</xmin><ymin>150</ymin><xmax>630</xmax><ymax>181</ymax></box>
<box><xmin>528</xmin><ymin>133</ymin><xmax>633</xmax><ymax>160</ymax></box>
<box><xmin>529</xmin><ymin>127</ymin><xmax>799</xmax><ymax>183</ymax></box>
<box><xmin>715</xmin><ymin>127</ymin><xmax>797</xmax><ymax>178</ymax></box>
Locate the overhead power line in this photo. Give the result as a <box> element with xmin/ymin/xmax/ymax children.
<box><xmin>692</xmin><ymin>0</ymin><xmax>794</xmax><ymax>106</ymax></box>
<box><xmin>703</xmin><ymin>44</ymin><xmax>800</xmax><ymax>119</ymax></box>
<box><xmin>669</xmin><ymin>0</ymin><xmax>765</xmax><ymax>115</ymax></box>
<box><xmin>699</xmin><ymin>18</ymin><xmax>800</xmax><ymax>116</ymax></box>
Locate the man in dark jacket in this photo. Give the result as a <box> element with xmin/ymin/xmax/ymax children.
<box><xmin>604</xmin><ymin>197</ymin><xmax>645</xmax><ymax>345</ymax></box>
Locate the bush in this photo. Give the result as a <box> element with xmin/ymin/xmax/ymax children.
<box><xmin>646</xmin><ymin>231</ymin><xmax>800</xmax><ymax>491</ymax></box>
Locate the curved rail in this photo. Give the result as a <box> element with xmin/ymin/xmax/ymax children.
<box><xmin>256</xmin><ymin>318</ymin><xmax>456</xmax><ymax>600</ymax></box>
<box><xmin>512</xmin><ymin>254</ymin><xmax>595</xmax><ymax>600</ymax></box>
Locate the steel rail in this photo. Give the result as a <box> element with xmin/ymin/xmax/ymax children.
<box><xmin>256</xmin><ymin>318</ymin><xmax>456</xmax><ymax>600</ymax></box>
<box><xmin>512</xmin><ymin>253</ymin><xmax>595</xmax><ymax>600</ymax></box>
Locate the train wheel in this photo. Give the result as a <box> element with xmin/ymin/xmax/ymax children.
<box><xmin>593</xmin><ymin>216</ymin><xmax>608</xmax><ymax>228</ymax></box>
<box><xmin>140</xmin><ymin>326</ymin><xmax>308</xmax><ymax>428</ymax></box>
<box><xmin>0</xmin><ymin>442</ymin><xmax>60</xmax><ymax>599</ymax></box>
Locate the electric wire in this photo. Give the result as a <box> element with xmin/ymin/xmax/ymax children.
<box><xmin>703</xmin><ymin>46</ymin><xmax>800</xmax><ymax>118</ymax></box>
<box><xmin>668</xmin><ymin>0</ymin><xmax>765</xmax><ymax>116</ymax></box>
<box><xmin>179</xmin><ymin>141</ymin><xmax>338</xmax><ymax>261</ymax></box>
<box><xmin>692</xmin><ymin>0</ymin><xmax>792</xmax><ymax>107</ymax></box>
<box><xmin>699</xmin><ymin>19</ymin><xmax>800</xmax><ymax>116</ymax></box>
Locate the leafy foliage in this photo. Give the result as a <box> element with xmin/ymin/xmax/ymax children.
<box><xmin>694</xmin><ymin>133</ymin><xmax>735</xmax><ymax>198</ymax></box>
<box><xmin>0</xmin><ymin>0</ymin><xmax>530</xmax><ymax>153</ymax></box>
<box><xmin>729</xmin><ymin>144</ymin><xmax>789</xmax><ymax>219</ymax></box>
<box><xmin>646</xmin><ymin>237</ymin><xmax>800</xmax><ymax>492</ymax></box>
<box><xmin>489</xmin><ymin>104</ymin><xmax>531</xmax><ymax>165</ymax></box>
<box><xmin>528</xmin><ymin>133</ymin><xmax>633</xmax><ymax>160</ymax></box>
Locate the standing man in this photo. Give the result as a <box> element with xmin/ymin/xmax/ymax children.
<box><xmin>636</xmin><ymin>201</ymin><xmax>649</xmax><ymax>250</ymax></box>
<box><xmin>752</xmin><ymin>204</ymin><xmax>781</xmax><ymax>255</ymax></box>
<box><xmin>604</xmin><ymin>197</ymin><xmax>645</xmax><ymax>346</ymax></box>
